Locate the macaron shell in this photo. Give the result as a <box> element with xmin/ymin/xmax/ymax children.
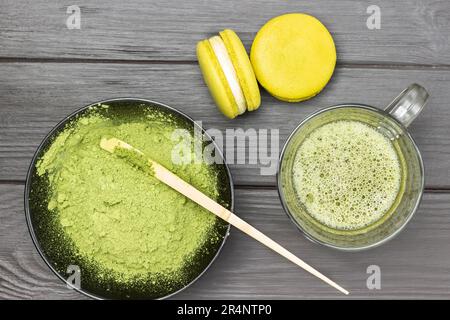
<box><xmin>250</xmin><ymin>13</ymin><xmax>336</xmax><ymax>102</ymax></box>
<box><xmin>220</xmin><ymin>29</ymin><xmax>261</xmax><ymax>111</ymax></box>
<box><xmin>196</xmin><ymin>39</ymin><xmax>239</xmax><ymax>119</ymax></box>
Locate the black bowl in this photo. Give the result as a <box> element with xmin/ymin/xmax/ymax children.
<box><xmin>24</xmin><ymin>98</ymin><xmax>233</xmax><ymax>299</ymax></box>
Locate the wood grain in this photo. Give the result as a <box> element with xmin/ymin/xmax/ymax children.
<box><xmin>2</xmin><ymin>183</ymin><xmax>450</xmax><ymax>299</ymax></box>
<box><xmin>0</xmin><ymin>62</ymin><xmax>449</xmax><ymax>186</ymax></box>
<box><xmin>2</xmin><ymin>0</ymin><xmax>450</xmax><ymax>301</ymax></box>
<box><xmin>0</xmin><ymin>0</ymin><xmax>450</xmax><ymax>65</ymax></box>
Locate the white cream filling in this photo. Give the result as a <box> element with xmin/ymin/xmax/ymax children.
<box><xmin>209</xmin><ymin>36</ymin><xmax>247</xmax><ymax>115</ymax></box>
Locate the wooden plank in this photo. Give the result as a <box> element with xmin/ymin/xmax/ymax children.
<box><xmin>2</xmin><ymin>183</ymin><xmax>450</xmax><ymax>299</ymax></box>
<box><xmin>178</xmin><ymin>190</ymin><xmax>450</xmax><ymax>299</ymax></box>
<box><xmin>0</xmin><ymin>62</ymin><xmax>449</xmax><ymax>186</ymax></box>
<box><xmin>0</xmin><ymin>0</ymin><xmax>450</xmax><ymax>64</ymax></box>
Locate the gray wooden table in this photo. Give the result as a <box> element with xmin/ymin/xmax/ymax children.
<box><xmin>1</xmin><ymin>0</ymin><xmax>450</xmax><ymax>299</ymax></box>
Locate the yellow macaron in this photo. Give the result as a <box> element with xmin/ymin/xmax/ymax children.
<box><xmin>250</xmin><ymin>13</ymin><xmax>336</xmax><ymax>102</ymax></box>
<box><xmin>197</xmin><ymin>29</ymin><xmax>261</xmax><ymax>119</ymax></box>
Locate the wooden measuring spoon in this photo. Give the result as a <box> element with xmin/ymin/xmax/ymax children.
<box><xmin>100</xmin><ymin>137</ymin><xmax>349</xmax><ymax>295</ymax></box>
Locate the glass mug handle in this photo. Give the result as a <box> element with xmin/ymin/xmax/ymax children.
<box><xmin>384</xmin><ymin>83</ymin><xmax>429</xmax><ymax>127</ymax></box>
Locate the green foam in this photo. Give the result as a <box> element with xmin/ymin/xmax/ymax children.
<box><xmin>292</xmin><ymin>120</ymin><xmax>402</xmax><ymax>230</ymax></box>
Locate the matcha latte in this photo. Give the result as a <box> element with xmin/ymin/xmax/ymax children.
<box><xmin>293</xmin><ymin>120</ymin><xmax>403</xmax><ymax>231</ymax></box>
<box><xmin>29</xmin><ymin>102</ymin><xmax>230</xmax><ymax>299</ymax></box>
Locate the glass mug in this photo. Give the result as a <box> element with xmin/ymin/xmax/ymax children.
<box><xmin>277</xmin><ymin>84</ymin><xmax>428</xmax><ymax>251</ymax></box>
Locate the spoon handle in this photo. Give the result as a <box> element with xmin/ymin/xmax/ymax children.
<box><xmin>100</xmin><ymin>137</ymin><xmax>349</xmax><ymax>295</ymax></box>
<box><xmin>152</xmin><ymin>157</ymin><xmax>349</xmax><ymax>295</ymax></box>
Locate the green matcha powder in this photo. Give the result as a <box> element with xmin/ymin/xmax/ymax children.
<box><xmin>36</xmin><ymin>105</ymin><xmax>223</xmax><ymax>287</ymax></box>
